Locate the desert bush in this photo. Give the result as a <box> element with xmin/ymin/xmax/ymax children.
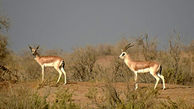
<box><xmin>96</xmin><ymin>44</ymin><xmax>114</xmax><ymax>56</ymax></box>
<box><xmin>0</xmin><ymin>65</ymin><xmax>18</xmax><ymax>82</ymax></box>
<box><xmin>67</xmin><ymin>46</ymin><xmax>97</xmax><ymax>81</ymax></box>
<box><xmin>92</xmin><ymin>64</ymin><xmax>109</xmax><ymax>82</ymax></box>
<box><xmin>86</xmin><ymin>82</ymin><xmax>122</xmax><ymax>109</ymax></box>
<box><xmin>85</xmin><ymin>87</ymin><xmax>98</xmax><ymax>100</ymax></box>
<box><xmin>51</xmin><ymin>89</ymin><xmax>80</xmax><ymax>109</ymax></box>
<box><xmin>0</xmin><ymin>35</ymin><xmax>9</xmax><ymax>64</ymax></box>
<box><xmin>91</xmin><ymin>83</ymin><xmax>192</xmax><ymax>109</ymax></box>
<box><xmin>0</xmin><ymin>16</ymin><xmax>19</xmax><ymax>82</ymax></box>
<box><xmin>0</xmin><ymin>16</ymin><xmax>9</xmax><ymax>63</ymax></box>
<box><xmin>112</xmin><ymin>37</ymin><xmax>130</xmax><ymax>55</ymax></box>
<box><xmin>0</xmin><ymin>86</ymin><xmax>48</xmax><ymax>109</ymax></box>
<box><xmin>158</xmin><ymin>33</ymin><xmax>193</xmax><ymax>85</ymax></box>
<box><xmin>0</xmin><ymin>86</ymin><xmax>80</xmax><ymax>109</ymax></box>
<box><xmin>124</xmin><ymin>87</ymin><xmax>192</xmax><ymax>109</ymax></box>
<box><xmin>17</xmin><ymin>51</ymin><xmax>41</xmax><ymax>81</ymax></box>
<box><xmin>159</xmin><ymin>97</ymin><xmax>192</xmax><ymax>109</ymax></box>
<box><xmin>169</xmin><ymin>33</ymin><xmax>182</xmax><ymax>81</ymax></box>
<box><xmin>110</xmin><ymin>57</ymin><xmax>133</xmax><ymax>82</ymax></box>
<box><xmin>100</xmin><ymin>83</ymin><xmax>159</xmax><ymax>109</ymax></box>
<box><xmin>141</xmin><ymin>33</ymin><xmax>158</xmax><ymax>61</ymax></box>
<box><xmin>123</xmin><ymin>87</ymin><xmax>159</xmax><ymax>109</ymax></box>
<box><xmin>0</xmin><ymin>16</ymin><xmax>9</xmax><ymax>31</ymax></box>
<box><xmin>0</xmin><ymin>16</ymin><xmax>10</xmax><ymax>65</ymax></box>
<box><xmin>104</xmin><ymin>83</ymin><xmax>122</xmax><ymax>108</ymax></box>
<box><xmin>187</xmin><ymin>41</ymin><xmax>194</xmax><ymax>84</ymax></box>
<box><xmin>92</xmin><ymin>56</ymin><xmax>134</xmax><ymax>83</ymax></box>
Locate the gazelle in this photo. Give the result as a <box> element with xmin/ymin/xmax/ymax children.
<box><xmin>29</xmin><ymin>45</ymin><xmax>67</xmax><ymax>84</ymax></box>
<box><xmin>119</xmin><ymin>43</ymin><xmax>166</xmax><ymax>90</ymax></box>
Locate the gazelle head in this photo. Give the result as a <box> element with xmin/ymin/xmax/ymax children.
<box><xmin>29</xmin><ymin>45</ymin><xmax>39</xmax><ymax>56</ymax></box>
<box><xmin>119</xmin><ymin>43</ymin><xmax>134</xmax><ymax>59</ymax></box>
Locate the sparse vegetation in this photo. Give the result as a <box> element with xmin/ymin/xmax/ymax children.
<box><xmin>0</xmin><ymin>86</ymin><xmax>48</xmax><ymax>109</ymax></box>
<box><xmin>1</xmin><ymin>30</ymin><xmax>193</xmax><ymax>84</ymax></box>
<box><xmin>0</xmin><ymin>15</ymin><xmax>194</xmax><ymax>108</ymax></box>
<box><xmin>51</xmin><ymin>89</ymin><xmax>80</xmax><ymax>109</ymax></box>
<box><xmin>86</xmin><ymin>83</ymin><xmax>193</xmax><ymax>109</ymax></box>
<box><xmin>67</xmin><ymin>46</ymin><xmax>97</xmax><ymax>81</ymax></box>
<box><xmin>0</xmin><ymin>86</ymin><xmax>80</xmax><ymax>109</ymax></box>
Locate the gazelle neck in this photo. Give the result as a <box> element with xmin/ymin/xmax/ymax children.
<box><xmin>34</xmin><ymin>53</ymin><xmax>40</xmax><ymax>59</ymax></box>
<box><xmin>124</xmin><ymin>54</ymin><xmax>133</xmax><ymax>66</ymax></box>
<box><xmin>33</xmin><ymin>53</ymin><xmax>43</xmax><ymax>66</ymax></box>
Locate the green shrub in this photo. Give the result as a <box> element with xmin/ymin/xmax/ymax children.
<box><xmin>51</xmin><ymin>89</ymin><xmax>80</xmax><ymax>109</ymax></box>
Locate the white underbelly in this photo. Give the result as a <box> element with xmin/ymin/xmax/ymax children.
<box><xmin>44</xmin><ymin>63</ymin><xmax>55</xmax><ymax>67</ymax></box>
<box><xmin>136</xmin><ymin>68</ymin><xmax>150</xmax><ymax>73</ymax></box>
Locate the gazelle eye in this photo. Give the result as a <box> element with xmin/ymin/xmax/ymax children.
<box><xmin>122</xmin><ymin>53</ymin><xmax>125</xmax><ymax>56</ymax></box>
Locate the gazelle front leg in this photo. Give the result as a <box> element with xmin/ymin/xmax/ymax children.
<box><xmin>41</xmin><ymin>65</ymin><xmax>45</xmax><ymax>83</ymax></box>
<box><xmin>134</xmin><ymin>72</ymin><xmax>138</xmax><ymax>90</ymax></box>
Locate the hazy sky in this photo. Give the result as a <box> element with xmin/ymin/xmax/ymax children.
<box><xmin>1</xmin><ymin>0</ymin><xmax>194</xmax><ymax>52</ymax></box>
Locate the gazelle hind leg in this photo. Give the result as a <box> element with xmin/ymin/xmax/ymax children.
<box><xmin>151</xmin><ymin>72</ymin><xmax>160</xmax><ymax>89</ymax></box>
<box><xmin>157</xmin><ymin>74</ymin><xmax>166</xmax><ymax>90</ymax></box>
<box><xmin>61</xmin><ymin>67</ymin><xmax>67</xmax><ymax>84</ymax></box>
<box><xmin>153</xmin><ymin>75</ymin><xmax>160</xmax><ymax>89</ymax></box>
<box><xmin>54</xmin><ymin>67</ymin><xmax>63</xmax><ymax>83</ymax></box>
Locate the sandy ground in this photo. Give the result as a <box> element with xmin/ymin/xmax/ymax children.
<box><xmin>1</xmin><ymin>81</ymin><xmax>194</xmax><ymax>108</ymax></box>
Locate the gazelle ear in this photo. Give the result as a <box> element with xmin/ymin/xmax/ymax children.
<box><xmin>28</xmin><ymin>45</ymin><xmax>32</xmax><ymax>50</ymax></box>
<box><xmin>36</xmin><ymin>45</ymin><xmax>39</xmax><ymax>50</ymax></box>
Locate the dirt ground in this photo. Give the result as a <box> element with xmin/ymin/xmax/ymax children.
<box><xmin>1</xmin><ymin>81</ymin><xmax>194</xmax><ymax>108</ymax></box>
